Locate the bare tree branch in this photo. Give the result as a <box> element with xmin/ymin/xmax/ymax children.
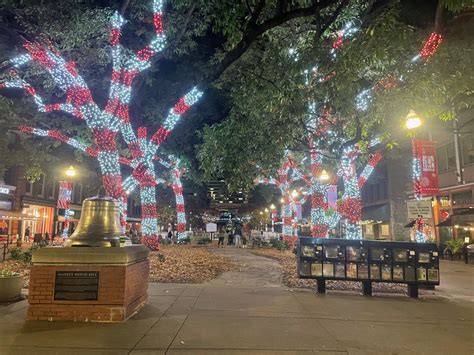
<box><xmin>202</xmin><ymin>0</ymin><xmax>338</xmax><ymax>87</ymax></box>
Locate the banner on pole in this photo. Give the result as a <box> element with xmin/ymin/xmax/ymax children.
<box><xmin>327</xmin><ymin>185</ymin><xmax>338</xmax><ymax>209</ymax></box>
<box><xmin>413</xmin><ymin>140</ymin><xmax>439</xmax><ymax>195</ymax></box>
<box><xmin>294</xmin><ymin>203</ymin><xmax>302</xmax><ymax>221</ymax></box>
<box><xmin>57</xmin><ymin>181</ymin><xmax>73</xmax><ymax>209</ymax></box>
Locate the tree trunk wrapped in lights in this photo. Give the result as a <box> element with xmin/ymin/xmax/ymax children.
<box><xmin>1</xmin><ymin>0</ymin><xmax>202</xmax><ymax>250</ymax></box>
<box><xmin>257</xmin><ymin>154</ymin><xmax>306</xmax><ymax>245</ymax></box>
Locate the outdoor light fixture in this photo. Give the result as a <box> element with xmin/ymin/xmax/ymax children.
<box><xmin>270</xmin><ymin>204</ymin><xmax>276</xmax><ymax>209</ymax></box>
<box><xmin>319</xmin><ymin>169</ymin><xmax>330</xmax><ymax>182</ymax></box>
<box><xmin>280</xmin><ymin>198</ymin><xmax>285</xmax><ymax>203</ymax></box>
<box><xmin>405</xmin><ymin>110</ymin><xmax>422</xmax><ymax>130</ymax></box>
<box><xmin>264</xmin><ymin>208</ymin><xmax>269</xmax><ymax>213</ymax></box>
<box><xmin>291</xmin><ymin>189</ymin><xmax>299</xmax><ymax>198</ymax></box>
<box><xmin>65</xmin><ymin>165</ymin><xmax>76</xmax><ymax>177</ymax></box>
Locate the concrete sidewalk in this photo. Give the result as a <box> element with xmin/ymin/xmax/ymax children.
<box><xmin>435</xmin><ymin>260</ymin><xmax>474</xmax><ymax>303</ymax></box>
<box><xmin>0</xmin><ymin>248</ymin><xmax>473</xmax><ymax>354</ymax></box>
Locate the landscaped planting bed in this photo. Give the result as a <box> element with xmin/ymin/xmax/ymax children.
<box><xmin>252</xmin><ymin>248</ymin><xmax>407</xmax><ymax>293</ymax></box>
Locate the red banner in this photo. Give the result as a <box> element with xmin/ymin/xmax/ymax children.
<box><xmin>57</xmin><ymin>181</ymin><xmax>73</xmax><ymax>209</ymax></box>
<box><xmin>413</xmin><ymin>140</ymin><xmax>439</xmax><ymax>195</ymax></box>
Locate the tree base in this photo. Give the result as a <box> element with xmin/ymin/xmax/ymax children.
<box><xmin>141</xmin><ymin>235</ymin><xmax>160</xmax><ymax>251</ymax></box>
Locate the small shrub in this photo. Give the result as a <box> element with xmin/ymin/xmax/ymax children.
<box><xmin>446</xmin><ymin>239</ymin><xmax>465</xmax><ymax>253</ymax></box>
<box><xmin>270</xmin><ymin>239</ymin><xmax>289</xmax><ymax>251</ymax></box>
<box><xmin>9</xmin><ymin>248</ymin><xmax>22</xmax><ymax>260</ymax></box>
<box><xmin>0</xmin><ymin>268</ymin><xmax>20</xmax><ymax>277</ymax></box>
<box><xmin>161</xmin><ymin>238</ymin><xmax>172</xmax><ymax>245</ymax></box>
<box><xmin>9</xmin><ymin>244</ymin><xmax>42</xmax><ymax>264</ymax></box>
<box><xmin>157</xmin><ymin>254</ymin><xmax>166</xmax><ymax>262</ymax></box>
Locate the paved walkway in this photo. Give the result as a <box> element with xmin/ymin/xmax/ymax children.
<box><xmin>1</xmin><ymin>248</ymin><xmax>473</xmax><ymax>354</ymax></box>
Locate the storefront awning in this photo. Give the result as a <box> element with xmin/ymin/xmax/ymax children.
<box><xmin>0</xmin><ymin>210</ymin><xmax>46</xmax><ymax>220</ymax></box>
<box><xmin>452</xmin><ymin>213</ymin><xmax>474</xmax><ymax>224</ymax></box>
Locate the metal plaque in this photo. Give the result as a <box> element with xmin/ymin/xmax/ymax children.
<box><xmin>54</xmin><ymin>271</ymin><xmax>99</xmax><ymax>301</ymax></box>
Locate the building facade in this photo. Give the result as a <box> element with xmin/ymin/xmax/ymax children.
<box><xmin>361</xmin><ymin>118</ymin><xmax>474</xmax><ymax>244</ymax></box>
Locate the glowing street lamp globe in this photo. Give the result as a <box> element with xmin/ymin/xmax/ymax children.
<box><xmin>65</xmin><ymin>165</ymin><xmax>76</xmax><ymax>177</ymax></box>
<box><xmin>319</xmin><ymin>169</ymin><xmax>330</xmax><ymax>182</ymax></box>
<box><xmin>405</xmin><ymin>110</ymin><xmax>422</xmax><ymax>130</ymax></box>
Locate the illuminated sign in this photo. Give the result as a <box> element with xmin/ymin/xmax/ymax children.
<box><xmin>0</xmin><ymin>187</ymin><xmax>9</xmax><ymax>194</ymax></box>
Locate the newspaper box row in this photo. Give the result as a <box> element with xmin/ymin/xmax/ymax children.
<box><xmin>297</xmin><ymin>238</ymin><xmax>440</xmax><ymax>285</ymax></box>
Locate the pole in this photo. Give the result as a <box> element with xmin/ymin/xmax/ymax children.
<box><xmin>453</xmin><ymin>119</ymin><xmax>463</xmax><ymax>184</ymax></box>
<box><xmin>271</xmin><ymin>208</ymin><xmax>277</xmax><ymax>233</ymax></box>
<box><xmin>58</xmin><ymin>181</ymin><xmax>73</xmax><ymax>239</ymax></box>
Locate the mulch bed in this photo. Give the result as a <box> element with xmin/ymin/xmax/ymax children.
<box><xmin>1</xmin><ymin>245</ymin><xmax>233</xmax><ymax>289</ymax></box>
<box><xmin>251</xmin><ymin>248</ymin><xmax>407</xmax><ymax>294</ymax></box>
<box><xmin>149</xmin><ymin>245</ymin><xmax>234</xmax><ymax>283</ymax></box>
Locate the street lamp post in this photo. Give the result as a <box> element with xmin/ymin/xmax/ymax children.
<box><xmin>405</xmin><ymin>111</ymin><xmax>441</xmax><ymax>243</ymax></box>
<box><xmin>58</xmin><ymin>166</ymin><xmax>76</xmax><ymax>239</ymax></box>
<box><xmin>270</xmin><ymin>204</ymin><xmax>276</xmax><ymax>233</ymax></box>
<box><xmin>406</xmin><ymin>111</ymin><xmax>426</xmax><ymax>243</ymax></box>
<box><xmin>264</xmin><ymin>208</ymin><xmax>269</xmax><ymax>231</ymax></box>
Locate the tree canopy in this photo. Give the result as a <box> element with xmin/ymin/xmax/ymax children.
<box><xmin>197</xmin><ymin>1</ymin><xmax>474</xmax><ymax>190</ymax></box>
<box><xmin>0</xmin><ymin>0</ymin><xmax>473</xmax><ymax>194</ymax></box>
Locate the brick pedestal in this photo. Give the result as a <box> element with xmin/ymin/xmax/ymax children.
<box><xmin>27</xmin><ymin>246</ymin><xmax>149</xmax><ymax>322</ymax></box>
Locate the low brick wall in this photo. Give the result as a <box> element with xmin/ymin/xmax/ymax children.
<box><xmin>27</xmin><ymin>259</ymin><xmax>149</xmax><ymax>322</ymax></box>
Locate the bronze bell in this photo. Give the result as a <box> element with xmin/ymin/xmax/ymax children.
<box><xmin>65</xmin><ymin>192</ymin><xmax>123</xmax><ymax>247</ymax></box>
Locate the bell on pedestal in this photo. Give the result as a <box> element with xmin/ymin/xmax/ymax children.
<box><xmin>65</xmin><ymin>191</ymin><xmax>123</xmax><ymax>247</ymax></box>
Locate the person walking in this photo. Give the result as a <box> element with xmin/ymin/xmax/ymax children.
<box><xmin>24</xmin><ymin>226</ymin><xmax>31</xmax><ymax>243</ymax></box>
<box><xmin>234</xmin><ymin>224</ymin><xmax>242</xmax><ymax>248</ymax></box>
<box><xmin>217</xmin><ymin>228</ymin><xmax>225</xmax><ymax>248</ymax></box>
<box><xmin>227</xmin><ymin>229</ymin><xmax>234</xmax><ymax>246</ymax></box>
<box><xmin>44</xmin><ymin>232</ymin><xmax>50</xmax><ymax>245</ymax></box>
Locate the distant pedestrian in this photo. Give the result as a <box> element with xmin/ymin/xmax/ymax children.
<box><xmin>227</xmin><ymin>231</ymin><xmax>234</xmax><ymax>245</ymax></box>
<box><xmin>234</xmin><ymin>224</ymin><xmax>242</xmax><ymax>248</ymax></box>
<box><xmin>217</xmin><ymin>229</ymin><xmax>225</xmax><ymax>247</ymax></box>
<box><xmin>167</xmin><ymin>230</ymin><xmax>173</xmax><ymax>241</ymax></box>
<box><xmin>24</xmin><ymin>226</ymin><xmax>30</xmax><ymax>243</ymax></box>
<box><xmin>45</xmin><ymin>232</ymin><xmax>50</xmax><ymax>245</ymax></box>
